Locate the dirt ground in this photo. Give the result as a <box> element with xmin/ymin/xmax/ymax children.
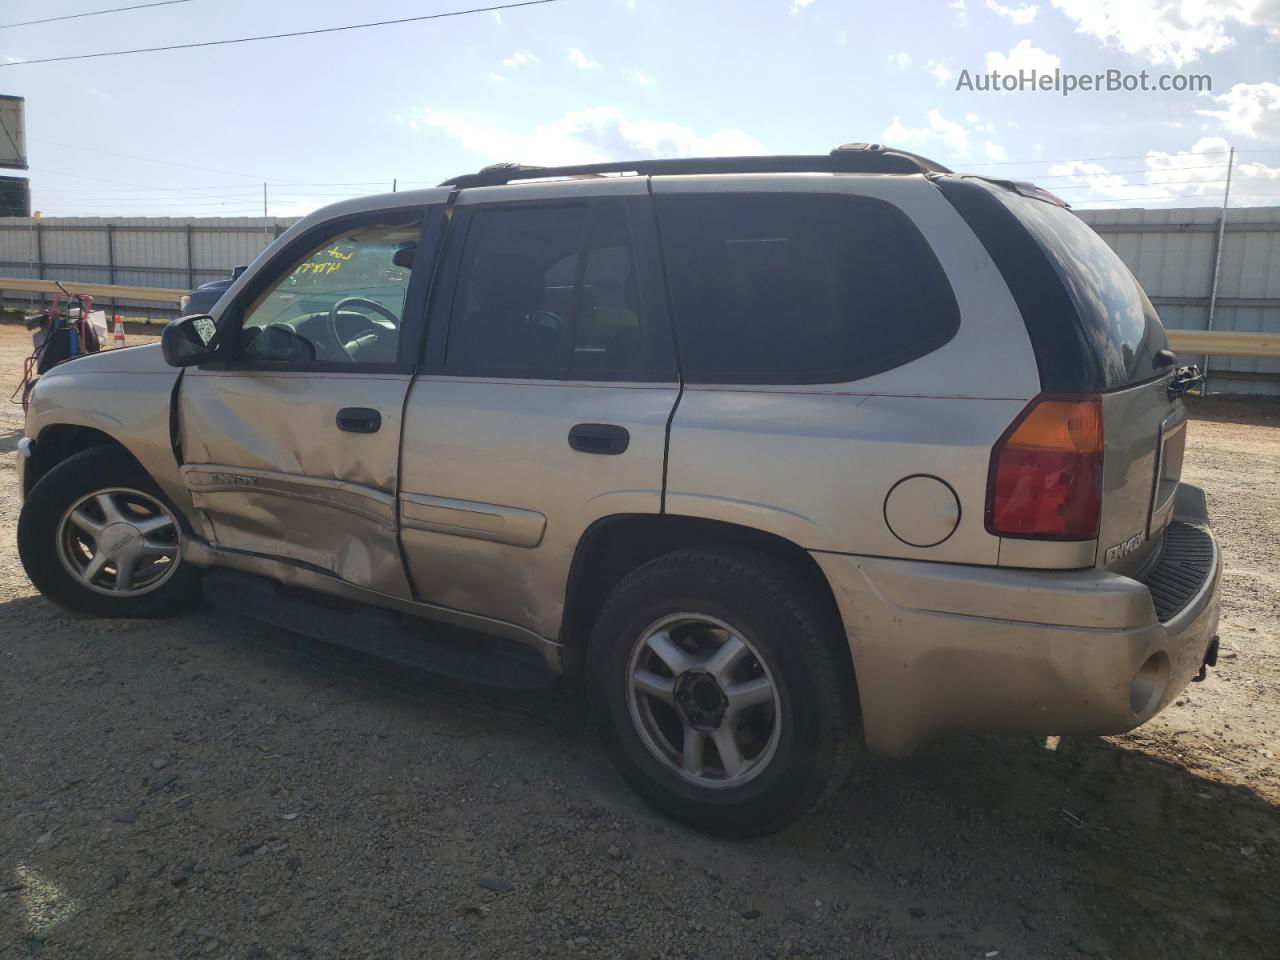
<box><xmin>1</xmin><ymin>323</ymin><xmax>1277</xmax><ymax>960</ymax></box>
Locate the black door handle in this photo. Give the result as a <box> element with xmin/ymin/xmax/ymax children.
<box><xmin>336</xmin><ymin>407</ymin><xmax>381</xmax><ymax>433</ymax></box>
<box><xmin>569</xmin><ymin>423</ymin><xmax>630</xmax><ymax>455</ymax></box>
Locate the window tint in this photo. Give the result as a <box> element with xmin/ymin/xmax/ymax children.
<box><xmin>240</xmin><ymin>217</ymin><xmax>421</xmax><ymax>365</ymax></box>
<box><xmin>999</xmin><ymin>193</ymin><xmax>1169</xmax><ymax>387</ymax></box>
<box><xmin>445</xmin><ymin>200</ymin><xmax>655</xmax><ymax>379</ymax></box>
<box><xmin>656</xmin><ymin>194</ymin><xmax>960</xmax><ymax>384</ymax></box>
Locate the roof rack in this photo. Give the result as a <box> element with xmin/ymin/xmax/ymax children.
<box><xmin>439</xmin><ymin>143</ymin><xmax>952</xmax><ymax>189</ymax></box>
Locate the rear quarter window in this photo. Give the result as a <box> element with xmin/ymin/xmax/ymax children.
<box><xmin>655</xmin><ymin>194</ymin><xmax>960</xmax><ymax>384</ymax></box>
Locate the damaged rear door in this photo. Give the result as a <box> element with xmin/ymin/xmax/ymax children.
<box><xmin>177</xmin><ymin>201</ymin><xmax>442</xmax><ymax>599</ymax></box>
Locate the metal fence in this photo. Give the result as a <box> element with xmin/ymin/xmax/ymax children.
<box><xmin>1077</xmin><ymin>205</ymin><xmax>1280</xmax><ymax>396</ymax></box>
<box><xmin>1</xmin><ymin>206</ymin><xmax>1279</xmax><ymax>393</ymax></box>
<box><xmin>0</xmin><ymin>216</ymin><xmax>298</xmax><ymax>321</ymax></box>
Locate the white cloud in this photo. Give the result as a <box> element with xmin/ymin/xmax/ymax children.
<box><xmin>927</xmin><ymin>60</ymin><xmax>954</xmax><ymax>85</ymax></box>
<box><xmin>883</xmin><ymin>109</ymin><xmax>972</xmax><ymax>157</ymax></box>
<box><xmin>1050</xmin><ymin>0</ymin><xmax>1280</xmax><ymax>67</ymax></box>
<box><xmin>1043</xmin><ymin>137</ymin><xmax>1280</xmax><ymax>207</ymax></box>
<box><xmin>984</xmin><ymin>140</ymin><xmax>1009</xmax><ymax>161</ymax></box>
<box><xmin>790</xmin><ymin>0</ymin><xmax>816</xmax><ymax>12</ymax></box>
<box><xmin>986</xmin><ymin>0</ymin><xmax>1038</xmax><ymax>23</ymax></box>
<box><xmin>888</xmin><ymin>52</ymin><xmax>912</xmax><ymax>68</ymax></box>
<box><xmin>985</xmin><ymin>39</ymin><xmax>1061</xmax><ymax>76</ymax></box>
<box><xmin>948</xmin><ymin>0</ymin><xmax>970</xmax><ymax>25</ymax></box>
<box><xmin>835</xmin><ymin>27</ymin><xmax>848</xmax><ymax>44</ymax></box>
<box><xmin>621</xmin><ymin>67</ymin><xmax>656</xmax><ymax>87</ymax></box>
<box><xmin>568</xmin><ymin>47</ymin><xmax>602</xmax><ymax>69</ymax></box>
<box><xmin>501</xmin><ymin>51</ymin><xmax>539</xmax><ymax>69</ymax></box>
<box><xmin>410</xmin><ymin>107</ymin><xmax>767</xmax><ymax>166</ymax></box>
<box><xmin>487</xmin><ymin>72</ymin><xmax>506</xmax><ymax>84</ymax></box>
<box><xmin>1197</xmin><ymin>79</ymin><xmax>1280</xmax><ymax>142</ymax></box>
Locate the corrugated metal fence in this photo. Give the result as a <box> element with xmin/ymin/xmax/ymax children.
<box><xmin>1078</xmin><ymin>206</ymin><xmax>1280</xmax><ymax>396</ymax></box>
<box><xmin>0</xmin><ymin>216</ymin><xmax>298</xmax><ymax>321</ymax></box>
<box><xmin>1</xmin><ymin>206</ymin><xmax>1278</xmax><ymax>393</ymax></box>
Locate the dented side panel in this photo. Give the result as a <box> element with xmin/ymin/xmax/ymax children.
<box><xmin>178</xmin><ymin>368</ymin><xmax>414</xmax><ymax>597</ymax></box>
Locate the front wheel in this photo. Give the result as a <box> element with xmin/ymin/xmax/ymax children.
<box><xmin>587</xmin><ymin>548</ymin><xmax>860</xmax><ymax>836</ymax></box>
<box><xmin>18</xmin><ymin>445</ymin><xmax>203</xmax><ymax>618</ymax></box>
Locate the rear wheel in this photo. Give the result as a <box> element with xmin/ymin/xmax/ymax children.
<box><xmin>588</xmin><ymin>548</ymin><xmax>860</xmax><ymax>836</ymax></box>
<box><xmin>18</xmin><ymin>446</ymin><xmax>202</xmax><ymax>618</ymax></box>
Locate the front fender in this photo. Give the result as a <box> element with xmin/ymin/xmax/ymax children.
<box><xmin>25</xmin><ymin>354</ymin><xmax>196</xmax><ymax>525</ymax></box>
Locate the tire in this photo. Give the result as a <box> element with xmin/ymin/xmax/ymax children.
<box><xmin>587</xmin><ymin>547</ymin><xmax>860</xmax><ymax>837</ymax></box>
<box><xmin>17</xmin><ymin>445</ymin><xmax>203</xmax><ymax>619</ymax></box>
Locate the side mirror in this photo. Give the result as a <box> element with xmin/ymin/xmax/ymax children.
<box><xmin>232</xmin><ymin>264</ymin><xmax>248</xmax><ymax>279</ymax></box>
<box><xmin>161</xmin><ymin>314</ymin><xmax>219</xmax><ymax>367</ymax></box>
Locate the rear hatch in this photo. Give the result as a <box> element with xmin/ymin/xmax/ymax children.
<box><xmin>936</xmin><ymin>176</ymin><xmax>1183</xmax><ymax>575</ymax></box>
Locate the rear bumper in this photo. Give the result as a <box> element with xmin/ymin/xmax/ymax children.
<box><xmin>814</xmin><ymin>483</ymin><xmax>1222</xmax><ymax>757</ymax></box>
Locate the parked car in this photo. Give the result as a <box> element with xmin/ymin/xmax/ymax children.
<box><xmin>15</xmin><ymin>145</ymin><xmax>1222</xmax><ymax>836</ymax></box>
<box><xmin>178</xmin><ymin>264</ymin><xmax>247</xmax><ymax>316</ymax></box>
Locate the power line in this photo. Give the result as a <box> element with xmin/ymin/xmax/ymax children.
<box><xmin>32</xmin><ymin>137</ymin><xmax>301</xmax><ymax>183</ymax></box>
<box><xmin>0</xmin><ymin>0</ymin><xmax>566</xmax><ymax>66</ymax></box>
<box><xmin>0</xmin><ymin>0</ymin><xmax>192</xmax><ymax>29</ymax></box>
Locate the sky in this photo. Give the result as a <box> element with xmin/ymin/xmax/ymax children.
<box><xmin>0</xmin><ymin>0</ymin><xmax>1278</xmax><ymax>218</ymax></box>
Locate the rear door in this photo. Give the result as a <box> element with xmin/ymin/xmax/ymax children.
<box><xmin>397</xmin><ymin>178</ymin><xmax>679</xmax><ymax>639</ymax></box>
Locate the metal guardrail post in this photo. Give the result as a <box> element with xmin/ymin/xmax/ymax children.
<box><xmin>106</xmin><ymin>222</ymin><xmax>117</xmax><ymax>318</ymax></box>
<box><xmin>1202</xmin><ymin>146</ymin><xmax>1235</xmax><ymax>393</ymax></box>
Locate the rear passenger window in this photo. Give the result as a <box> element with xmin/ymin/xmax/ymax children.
<box><xmin>444</xmin><ymin>200</ymin><xmax>660</xmax><ymax>380</ymax></box>
<box><xmin>656</xmin><ymin>195</ymin><xmax>960</xmax><ymax>383</ymax></box>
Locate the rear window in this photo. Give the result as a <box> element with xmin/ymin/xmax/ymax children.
<box><xmin>655</xmin><ymin>194</ymin><xmax>960</xmax><ymax>384</ymax></box>
<box><xmin>993</xmin><ymin>190</ymin><xmax>1169</xmax><ymax>388</ymax></box>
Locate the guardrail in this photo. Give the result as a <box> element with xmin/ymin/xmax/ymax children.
<box><xmin>1165</xmin><ymin>330</ymin><xmax>1280</xmax><ymax>360</ymax></box>
<box><xmin>1</xmin><ymin>277</ymin><xmax>1279</xmax><ymax>358</ymax></box>
<box><xmin>0</xmin><ymin>277</ymin><xmax>186</xmax><ymax>305</ymax></box>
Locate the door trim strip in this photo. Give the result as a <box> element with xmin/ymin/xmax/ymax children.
<box><xmin>399</xmin><ymin>492</ymin><xmax>546</xmax><ymax>548</ymax></box>
<box><xmin>182</xmin><ymin>464</ymin><xmax>396</xmax><ymax>529</ymax></box>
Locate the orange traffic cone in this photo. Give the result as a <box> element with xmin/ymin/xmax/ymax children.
<box><xmin>113</xmin><ymin>314</ymin><xmax>127</xmax><ymax>348</ymax></box>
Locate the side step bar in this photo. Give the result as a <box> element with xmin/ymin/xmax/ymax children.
<box><xmin>202</xmin><ymin>569</ymin><xmax>557</xmax><ymax>690</ymax></box>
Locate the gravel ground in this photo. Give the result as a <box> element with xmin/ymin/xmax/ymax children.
<box><xmin>1</xmin><ymin>324</ymin><xmax>1277</xmax><ymax>960</ymax></box>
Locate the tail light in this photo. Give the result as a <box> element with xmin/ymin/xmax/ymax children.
<box><xmin>179</xmin><ymin>295</ymin><xmax>191</xmax><ymax>313</ymax></box>
<box><xmin>986</xmin><ymin>395</ymin><xmax>1103</xmax><ymax>540</ymax></box>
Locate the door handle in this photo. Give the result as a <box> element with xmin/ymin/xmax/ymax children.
<box><xmin>568</xmin><ymin>423</ymin><xmax>630</xmax><ymax>455</ymax></box>
<box><xmin>336</xmin><ymin>407</ymin><xmax>382</xmax><ymax>433</ymax></box>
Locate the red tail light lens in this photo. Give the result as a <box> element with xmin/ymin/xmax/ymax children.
<box><xmin>986</xmin><ymin>395</ymin><xmax>1103</xmax><ymax>540</ymax></box>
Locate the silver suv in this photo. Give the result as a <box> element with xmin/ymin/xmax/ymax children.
<box><xmin>15</xmin><ymin>145</ymin><xmax>1223</xmax><ymax>835</ymax></box>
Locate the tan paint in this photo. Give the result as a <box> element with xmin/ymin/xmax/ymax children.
<box><xmin>178</xmin><ymin>368</ymin><xmax>413</xmax><ymax>598</ymax></box>
<box><xmin>398</xmin><ymin>377</ymin><xmax>678</xmax><ymax>638</ymax></box>
<box><xmin>815</xmin><ymin>485</ymin><xmax>1221</xmax><ymax>756</ymax></box>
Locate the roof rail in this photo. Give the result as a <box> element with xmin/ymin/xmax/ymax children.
<box><xmin>438</xmin><ymin>143</ymin><xmax>951</xmax><ymax>189</ymax></box>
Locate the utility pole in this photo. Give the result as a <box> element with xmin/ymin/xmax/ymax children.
<box><xmin>1202</xmin><ymin>146</ymin><xmax>1234</xmax><ymax>393</ymax></box>
<box><xmin>262</xmin><ymin>182</ymin><xmax>270</xmax><ymax>250</ymax></box>
<box><xmin>392</xmin><ymin>178</ymin><xmax>397</xmax><ymax>193</ymax></box>
<box><xmin>262</xmin><ymin>182</ymin><xmax>268</xmax><ymax>217</ymax></box>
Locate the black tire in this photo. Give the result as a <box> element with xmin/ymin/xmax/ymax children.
<box><xmin>587</xmin><ymin>547</ymin><xmax>860</xmax><ymax>837</ymax></box>
<box><xmin>17</xmin><ymin>445</ymin><xmax>203</xmax><ymax>618</ymax></box>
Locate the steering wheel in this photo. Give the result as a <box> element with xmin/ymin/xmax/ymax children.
<box><xmin>328</xmin><ymin>297</ymin><xmax>400</xmax><ymax>360</ymax></box>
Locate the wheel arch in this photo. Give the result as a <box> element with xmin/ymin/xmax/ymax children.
<box><xmin>24</xmin><ymin>423</ymin><xmax>136</xmax><ymax>498</ymax></box>
<box><xmin>560</xmin><ymin>514</ymin><xmax>854</xmax><ymax>684</ymax></box>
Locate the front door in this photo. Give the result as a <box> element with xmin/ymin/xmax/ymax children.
<box><xmin>178</xmin><ymin>205</ymin><xmax>436</xmax><ymax>600</ymax></box>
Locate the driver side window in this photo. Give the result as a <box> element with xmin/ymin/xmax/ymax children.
<box><xmin>239</xmin><ymin>214</ymin><xmax>423</xmax><ymax>366</ymax></box>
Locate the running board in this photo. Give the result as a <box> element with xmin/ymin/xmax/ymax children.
<box><xmin>201</xmin><ymin>569</ymin><xmax>557</xmax><ymax>690</ymax></box>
